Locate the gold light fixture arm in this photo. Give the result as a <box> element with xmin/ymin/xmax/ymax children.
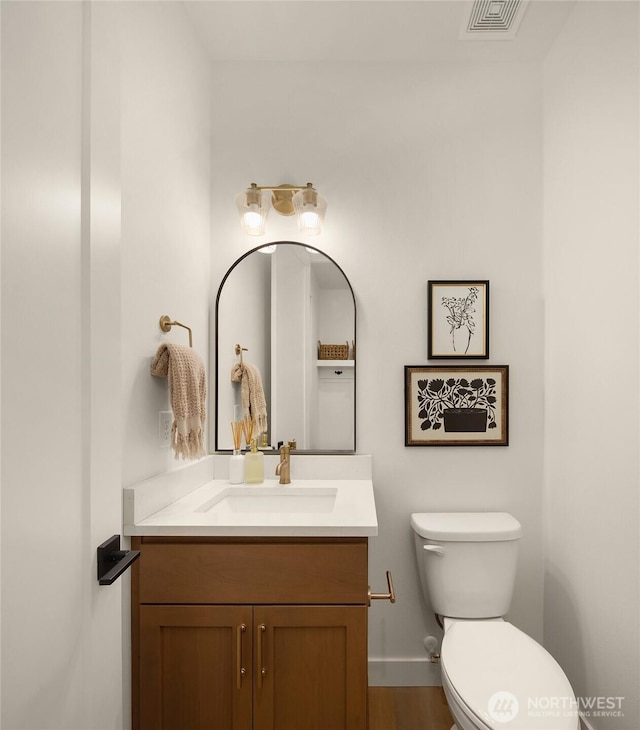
<box><xmin>250</xmin><ymin>184</ymin><xmax>307</xmax><ymax>191</ymax></box>
<box><xmin>248</xmin><ymin>182</ymin><xmax>316</xmax><ymax>216</ymax></box>
<box><xmin>159</xmin><ymin>315</ymin><xmax>193</xmax><ymax>347</ymax></box>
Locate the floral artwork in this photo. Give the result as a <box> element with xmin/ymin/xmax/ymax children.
<box><xmin>405</xmin><ymin>366</ymin><xmax>508</xmax><ymax>446</ymax></box>
<box><xmin>441</xmin><ymin>287</ymin><xmax>479</xmax><ymax>355</ymax></box>
<box><xmin>418</xmin><ymin>375</ymin><xmax>498</xmax><ymax>431</ymax></box>
<box><xmin>428</xmin><ymin>281</ymin><xmax>489</xmax><ymax>359</ymax></box>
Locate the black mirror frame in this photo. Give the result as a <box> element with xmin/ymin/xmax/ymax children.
<box><xmin>214</xmin><ymin>241</ymin><xmax>356</xmax><ymax>454</ymax></box>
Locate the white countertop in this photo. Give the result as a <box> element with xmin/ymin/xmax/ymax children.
<box><xmin>123</xmin><ymin>455</ymin><xmax>378</xmax><ymax>538</ymax></box>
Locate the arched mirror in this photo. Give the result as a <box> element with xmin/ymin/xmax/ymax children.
<box><xmin>215</xmin><ymin>242</ymin><xmax>356</xmax><ymax>453</ymax></box>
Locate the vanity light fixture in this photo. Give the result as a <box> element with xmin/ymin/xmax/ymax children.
<box><xmin>235</xmin><ymin>182</ymin><xmax>327</xmax><ymax>236</ymax></box>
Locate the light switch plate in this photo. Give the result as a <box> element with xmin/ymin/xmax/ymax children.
<box><xmin>159</xmin><ymin>411</ymin><xmax>173</xmax><ymax>448</ymax></box>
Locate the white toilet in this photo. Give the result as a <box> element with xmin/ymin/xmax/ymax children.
<box><xmin>411</xmin><ymin>512</ymin><xmax>579</xmax><ymax>730</ymax></box>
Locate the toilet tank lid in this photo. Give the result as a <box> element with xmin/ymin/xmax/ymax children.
<box><xmin>410</xmin><ymin>512</ymin><xmax>522</xmax><ymax>541</ymax></box>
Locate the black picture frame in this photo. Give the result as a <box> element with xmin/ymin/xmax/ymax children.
<box><xmin>405</xmin><ymin>365</ymin><xmax>508</xmax><ymax>446</ymax></box>
<box><xmin>428</xmin><ymin>280</ymin><xmax>489</xmax><ymax>359</ymax></box>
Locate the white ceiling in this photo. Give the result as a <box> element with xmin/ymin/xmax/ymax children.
<box><xmin>183</xmin><ymin>0</ymin><xmax>576</xmax><ymax>64</ymax></box>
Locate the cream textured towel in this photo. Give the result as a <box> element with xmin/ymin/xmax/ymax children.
<box><xmin>231</xmin><ymin>362</ymin><xmax>268</xmax><ymax>435</ymax></box>
<box><xmin>151</xmin><ymin>343</ymin><xmax>207</xmax><ymax>460</ymax></box>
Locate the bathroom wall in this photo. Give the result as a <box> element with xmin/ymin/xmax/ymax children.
<box><xmin>216</xmin><ymin>250</ymin><xmax>271</xmax><ymax>450</ymax></box>
<box><xmin>209</xmin><ymin>58</ymin><xmax>545</xmax><ymax>683</ymax></box>
<box><xmin>543</xmin><ymin>3</ymin><xmax>639</xmax><ymax>727</ymax></box>
<box><xmin>118</xmin><ymin>3</ymin><xmax>211</xmax><ymax>725</ymax></box>
<box><xmin>2</xmin><ymin>4</ymin><xmax>87</xmax><ymax>725</ymax></box>
<box><xmin>1</xmin><ymin>2</ymin><xmax>211</xmax><ymax>728</ymax></box>
<box><xmin>120</xmin><ymin>2</ymin><xmax>212</xmax><ymax>487</ymax></box>
<box><xmin>1</xmin><ymin>3</ymin><xmax>124</xmax><ymax>727</ymax></box>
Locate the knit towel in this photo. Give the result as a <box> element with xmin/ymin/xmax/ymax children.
<box><xmin>230</xmin><ymin>362</ymin><xmax>268</xmax><ymax>435</ymax></box>
<box><xmin>151</xmin><ymin>343</ymin><xmax>207</xmax><ymax>460</ymax></box>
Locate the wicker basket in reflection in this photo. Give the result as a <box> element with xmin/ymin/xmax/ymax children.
<box><xmin>318</xmin><ymin>341</ymin><xmax>350</xmax><ymax>360</ymax></box>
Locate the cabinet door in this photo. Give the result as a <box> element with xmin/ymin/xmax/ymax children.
<box><xmin>254</xmin><ymin>606</ymin><xmax>368</xmax><ymax>730</ymax></box>
<box><xmin>139</xmin><ymin>605</ymin><xmax>253</xmax><ymax>730</ymax></box>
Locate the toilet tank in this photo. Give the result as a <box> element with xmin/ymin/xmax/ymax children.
<box><xmin>411</xmin><ymin>512</ymin><xmax>522</xmax><ymax>619</ymax></box>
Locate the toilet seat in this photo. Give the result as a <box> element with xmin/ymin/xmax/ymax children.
<box><xmin>441</xmin><ymin>621</ymin><xmax>579</xmax><ymax>729</ymax></box>
<box><xmin>441</xmin><ymin>669</ymin><xmax>494</xmax><ymax>730</ymax></box>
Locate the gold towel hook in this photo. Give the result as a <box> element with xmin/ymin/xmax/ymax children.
<box><xmin>235</xmin><ymin>344</ymin><xmax>248</xmax><ymax>365</ymax></box>
<box><xmin>159</xmin><ymin>315</ymin><xmax>193</xmax><ymax>347</ymax></box>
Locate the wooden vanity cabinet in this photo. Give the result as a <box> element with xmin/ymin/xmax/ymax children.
<box><xmin>131</xmin><ymin>536</ymin><xmax>369</xmax><ymax>730</ymax></box>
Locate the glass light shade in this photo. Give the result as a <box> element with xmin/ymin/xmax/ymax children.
<box><xmin>292</xmin><ymin>185</ymin><xmax>327</xmax><ymax>235</ymax></box>
<box><xmin>258</xmin><ymin>244</ymin><xmax>277</xmax><ymax>254</ymax></box>
<box><xmin>236</xmin><ymin>186</ymin><xmax>270</xmax><ymax>236</ymax></box>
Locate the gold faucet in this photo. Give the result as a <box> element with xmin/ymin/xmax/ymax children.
<box><xmin>275</xmin><ymin>445</ymin><xmax>291</xmax><ymax>484</ymax></box>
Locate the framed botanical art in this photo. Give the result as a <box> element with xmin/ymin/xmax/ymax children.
<box><xmin>428</xmin><ymin>280</ymin><xmax>489</xmax><ymax>359</ymax></box>
<box><xmin>405</xmin><ymin>365</ymin><xmax>508</xmax><ymax>446</ymax></box>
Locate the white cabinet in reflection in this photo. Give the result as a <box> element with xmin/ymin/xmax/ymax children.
<box><xmin>313</xmin><ymin>364</ymin><xmax>355</xmax><ymax>451</ymax></box>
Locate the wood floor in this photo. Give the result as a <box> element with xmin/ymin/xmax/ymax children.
<box><xmin>369</xmin><ymin>686</ymin><xmax>454</xmax><ymax>730</ymax></box>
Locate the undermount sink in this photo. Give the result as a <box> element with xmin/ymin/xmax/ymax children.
<box><xmin>123</xmin><ymin>456</ymin><xmax>377</xmax><ymax>536</ymax></box>
<box><xmin>196</xmin><ymin>486</ymin><xmax>339</xmax><ymax>514</ymax></box>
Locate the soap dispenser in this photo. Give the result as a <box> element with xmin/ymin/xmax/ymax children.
<box><xmin>244</xmin><ymin>438</ymin><xmax>264</xmax><ymax>484</ymax></box>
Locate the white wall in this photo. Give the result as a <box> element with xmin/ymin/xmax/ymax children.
<box><xmin>120</xmin><ymin>2</ymin><xmax>212</xmax><ymax>487</ymax></box>
<box><xmin>1</xmin><ymin>2</ymin><xmax>123</xmax><ymax>727</ymax></box>
<box><xmin>210</xmin><ymin>58</ymin><xmax>545</xmax><ymax>683</ymax></box>
<box><xmin>272</xmin><ymin>245</ymin><xmax>311</xmax><ymax>447</ymax></box>
<box><xmin>216</xmin><ymin>250</ymin><xmax>271</xmax><ymax>450</ymax></box>
<box><xmin>2</xmin><ymin>5</ymin><xmax>85</xmax><ymax>724</ymax></box>
<box><xmin>119</xmin><ymin>3</ymin><xmax>211</xmax><ymax>725</ymax></box>
<box><xmin>543</xmin><ymin>3</ymin><xmax>639</xmax><ymax>727</ymax></box>
<box><xmin>1</xmin><ymin>2</ymin><xmax>211</xmax><ymax>728</ymax></box>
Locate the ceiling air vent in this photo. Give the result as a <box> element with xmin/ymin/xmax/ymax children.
<box><xmin>460</xmin><ymin>0</ymin><xmax>530</xmax><ymax>40</ymax></box>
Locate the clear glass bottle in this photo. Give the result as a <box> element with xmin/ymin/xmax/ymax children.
<box><xmin>244</xmin><ymin>438</ymin><xmax>264</xmax><ymax>484</ymax></box>
<box><xmin>229</xmin><ymin>449</ymin><xmax>244</xmax><ymax>484</ymax></box>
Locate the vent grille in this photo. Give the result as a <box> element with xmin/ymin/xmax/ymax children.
<box><xmin>461</xmin><ymin>0</ymin><xmax>529</xmax><ymax>39</ymax></box>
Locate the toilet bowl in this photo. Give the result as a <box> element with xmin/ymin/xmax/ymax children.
<box><xmin>411</xmin><ymin>513</ymin><xmax>579</xmax><ymax>730</ymax></box>
<box><xmin>441</xmin><ymin>619</ymin><xmax>578</xmax><ymax>730</ymax></box>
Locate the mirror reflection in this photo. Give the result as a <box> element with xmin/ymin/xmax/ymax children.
<box><xmin>215</xmin><ymin>242</ymin><xmax>356</xmax><ymax>453</ymax></box>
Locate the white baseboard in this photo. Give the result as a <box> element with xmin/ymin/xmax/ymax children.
<box><xmin>368</xmin><ymin>658</ymin><xmax>442</xmax><ymax>687</ymax></box>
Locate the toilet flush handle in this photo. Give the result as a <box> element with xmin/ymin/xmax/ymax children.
<box><xmin>423</xmin><ymin>545</ymin><xmax>445</xmax><ymax>556</ymax></box>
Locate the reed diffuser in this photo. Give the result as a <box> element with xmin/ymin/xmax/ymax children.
<box><xmin>231</xmin><ymin>420</ymin><xmax>244</xmax><ymax>450</ymax></box>
<box><xmin>229</xmin><ymin>420</ymin><xmax>244</xmax><ymax>484</ymax></box>
<box><xmin>242</xmin><ymin>418</ymin><xmax>254</xmax><ymax>448</ymax></box>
